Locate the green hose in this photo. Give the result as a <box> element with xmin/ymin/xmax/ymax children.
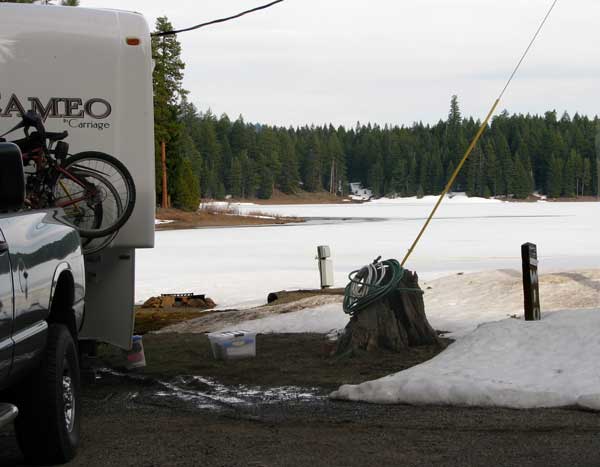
<box><xmin>343</xmin><ymin>257</ymin><xmax>423</xmax><ymax>317</ymax></box>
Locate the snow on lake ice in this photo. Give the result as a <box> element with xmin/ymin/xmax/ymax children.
<box><xmin>331</xmin><ymin>309</ymin><xmax>600</xmax><ymax>411</ymax></box>
<box><xmin>137</xmin><ymin>197</ymin><xmax>600</xmax><ymax>310</ymax></box>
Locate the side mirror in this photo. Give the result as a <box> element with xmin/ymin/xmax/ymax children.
<box><xmin>0</xmin><ymin>143</ymin><xmax>25</xmax><ymax>211</ymax></box>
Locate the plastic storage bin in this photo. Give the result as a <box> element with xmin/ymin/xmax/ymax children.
<box><xmin>207</xmin><ymin>331</ymin><xmax>257</xmax><ymax>360</ymax></box>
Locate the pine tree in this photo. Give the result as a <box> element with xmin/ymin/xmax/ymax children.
<box><xmin>242</xmin><ymin>153</ymin><xmax>258</xmax><ymax>198</ymax></box>
<box><xmin>583</xmin><ymin>158</ymin><xmax>592</xmax><ymax>196</ymax></box>
<box><xmin>484</xmin><ymin>140</ymin><xmax>499</xmax><ymax>196</ymax></box>
<box><xmin>304</xmin><ymin>135</ymin><xmax>322</xmax><ymax>192</ymax></box>
<box><xmin>173</xmin><ymin>158</ymin><xmax>200</xmax><ymax>211</ymax></box>
<box><xmin>430</xmin><ymin>149</ymin><xmax>444</xmax><ymax>194</ymax></box>
<box><xmin>563</xmin><ymin>150</ymin><xmax>578</xmax><ymax>197</ymax></box>
<box><xmin>495</xmin><ymin>133</ymin><xmax>513</xmax><ymax>196</ymax></box>
<box><xmin>230</xmin><ymin>157</ymin><xmax>243</xmax><ymax>198</ymax></box>
<box><xmin>445</xmin><ymin>160</ymin><xmax>455</xmax><ymax>193</ymax></box>
<box><xmin>513</xmin><ymin>154</ymin><xmax>532</xmax><ymax>199</ymax></box>
<box><xmin>278</xmin><ymin>132</ymin><xmax>299</xmax><ymax>194</ymax></box>
<box><xmin>446</xmin><ymin>95</ymin><xmax>465</xmax><ymax>171</ymax></box>
<box><xmin>546</xmin><ymin>155</ymin><xmax>563</xmax><ymax>198</ymax></box>
<box><xmin>258</xmin><ymin>164</ymin><xmax>274</xmax><ymax>199</ymax></box>
<box><xmin>152</xmin><ymin>17</ymin><xmax>186</xmax><ymax>204</ymax></box>
<box><xmin>367</xmin><ymin>160</ymin><xmax>384</xmax><ymax>196</ymax></box>
<box><xmin>326</xmin><ymin>132</ymin><xmax>345</xmax><ymax>194</ymax></box>
<box><xmin>390</xmin><ymin>159</ymin><xmax>407</xmax><ymax>196</ymax></box>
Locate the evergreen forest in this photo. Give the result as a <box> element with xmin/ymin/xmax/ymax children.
<box><xmin>152</xmin><ymin>17</ymin><xmax>600</xmax><ymax>210</ymax></box>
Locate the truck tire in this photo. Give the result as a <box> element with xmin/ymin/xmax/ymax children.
<box><xmin>15</xmin><ymin>324</ymin><xmax>81</xmax><ymax>464</ymax></box>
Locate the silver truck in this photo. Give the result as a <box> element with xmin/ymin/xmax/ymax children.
<box><xmin>0</xmin><ymin>142</ymin><xmax>85</xmax><ymax>464</ymax></box>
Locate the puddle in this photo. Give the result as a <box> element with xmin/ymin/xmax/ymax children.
<box><xmin>96</xmin><ymin>369</ymin><xmax>323</xmax><ymax>412</ymax></box>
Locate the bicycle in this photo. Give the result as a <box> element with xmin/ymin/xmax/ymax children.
<box><xmin>0</xmin><ymin>112</ymin><xmax>136</xmax><ymax>247</ymax></box>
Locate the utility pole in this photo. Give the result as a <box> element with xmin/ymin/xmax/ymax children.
<box><xmin>161</xmin><ymin>141</ymin><xmax>168</xmax><ymax>208</ymax></box>
<box><xmin>330</xmin><ymin>159</ymin><xmax>335</xmax><ymax>195</ymax></box>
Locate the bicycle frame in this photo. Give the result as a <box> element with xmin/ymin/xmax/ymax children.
<box><xmin>52</xmin><ymin>165</ymin><xmax>97</xmax><ymax>209</ymax></box>
<box><xmin>19</xmin><ymin>139</ymin><xmax>98</xmax><ymax>211</ymax></box>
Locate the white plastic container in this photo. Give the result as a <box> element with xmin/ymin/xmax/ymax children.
<box><xmin>207</xmin><ymin>331</ymin><xmax>257</xmax><ymax>360</ymax></box>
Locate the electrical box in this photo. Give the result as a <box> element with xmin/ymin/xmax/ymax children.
<box><xmin>317</xmin><ymin>245</ymin><xmax>331</xmax><ymax>259</ymax></box>
<box><xmin>316</xmin><ymin>245</ymin><xmax>333</xmax><ymax>288</ymax></box>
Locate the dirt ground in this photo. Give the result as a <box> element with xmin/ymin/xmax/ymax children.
<box><xmin>133</xmin><ymin>288</ymin><xmax>345</xmax><ymax>335</ymax></box>
<box><xmin>155</xmin><ymin>207</ymin><xmax>302</xmax><ymax>231</ymax></box>
<box><xmin>1</xmin><ymin>333</ymin><xmax>600</xmax><ymax>467</ymax></box>
<box><xmin>99</xmin><ymin>333</ymin><xmax>451</xmax><ymax>388</ymax></box>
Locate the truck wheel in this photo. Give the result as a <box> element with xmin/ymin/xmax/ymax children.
<box><xmin>15</xmin><ymin>324</ymin><xmax>81</xmax><ymax>464</ymax></box>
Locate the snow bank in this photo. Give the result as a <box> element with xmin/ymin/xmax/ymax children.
<box><xmin>331</xmin><ymin>309</ymin><xmax>600</xmax><ymax>411</ymax></box>
<box><xmin>422</xmin><ymin>269</ymin><xmax>600</xmax><ymax>338</ymax></box>
<box><xmin>154</xmin><ymin>219</ymin><xmax>174</xmax><ymax>225</ymax></box>
<box><xmin>218</xmin><ymin>303</ymin><xmax>348</xmax><ymax>334</ymax></box>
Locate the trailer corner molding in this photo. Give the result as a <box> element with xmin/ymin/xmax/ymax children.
<box><xmin>0</xmin><ymin>92</ymin><xmax>112</xmax><ymax>122</ymax></box>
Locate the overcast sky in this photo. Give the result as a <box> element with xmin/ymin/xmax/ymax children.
<box><xmin>78</xmin><ymin>0</ymin><xmax>599</xmax><ymax>127</ymax></box>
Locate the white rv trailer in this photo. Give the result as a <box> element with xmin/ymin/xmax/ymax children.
<box><xmin>0</xmin><ymin>4</ymin><xmax>155</xmax><ymax>349</ymax></box>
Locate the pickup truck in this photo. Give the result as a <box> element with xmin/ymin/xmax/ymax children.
<box><xmin>0</xmin><ymin>142</ymin><xmax>85</xmax><ymax>464</ymax></box>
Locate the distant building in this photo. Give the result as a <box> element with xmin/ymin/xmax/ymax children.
<box><xmin>349</xmin><ymin>182</ymin><xmax>373</xmax><ymax>200</ymax></box>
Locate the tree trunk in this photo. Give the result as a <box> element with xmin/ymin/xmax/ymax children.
<box><xmin>336</xmin><ymin>269</ymin><xmax>439</xmax><ymax>355</ymax></box>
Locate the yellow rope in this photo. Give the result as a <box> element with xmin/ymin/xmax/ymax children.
<box><xmin>401</xmin><ymin>99</ymin><xmax>499</xmax><ymax>267</ymax></box>
<box><xmin>400</xmin><ymin>0</ymin><xmax>560</xmax><ymax>268</ymax></box>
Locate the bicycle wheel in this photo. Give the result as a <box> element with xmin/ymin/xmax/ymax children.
<box><xmin>80</xmin><ymin>231</ymin><xmax>119</xmax><ymax>256</ymax></box>
<box><xmin>56</xmin><ymin>152</ymin><xmax>136</xmax><ymax>239</ymax></box>
<box><xmin>53</xmin><ymin>168</ymin><xmax>123</xmax><ymax>239</ymax></box>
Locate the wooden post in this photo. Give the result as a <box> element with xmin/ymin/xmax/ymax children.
<box><xmin>161</xmin><ymin>141</ymin><xmax>168</xmax><ymax>209</ymax></box>
<box><xmin>521</xmin><ymin>243</ymin><xmax>541</xmax><ymax>321</ymax></box>
<box><xmin>330</xmin><ymin>159</ymin><xmax>335</xmax><ymax>194</ymax></box>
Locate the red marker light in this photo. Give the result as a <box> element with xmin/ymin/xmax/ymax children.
<box><xmin>126</xmin><ymin>37</ymin><xmax>141</xmax><ymax>46</ymax></box>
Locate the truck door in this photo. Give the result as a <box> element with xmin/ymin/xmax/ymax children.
<box><xmin>0</xmin><ymin>229</ymin><xmax>14</xmax><ymax>381</ymax></box>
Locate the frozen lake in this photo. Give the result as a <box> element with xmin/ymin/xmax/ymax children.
<box><xmin>136</xmin><ymin>196</ymin><xmax>600</xmax><ymax>308</ymax></box>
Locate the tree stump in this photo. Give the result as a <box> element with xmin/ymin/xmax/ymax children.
<box><xmin>336</xmin><ymin>269</ymin><xmax>439</xmax><ymax>355</ymax></box>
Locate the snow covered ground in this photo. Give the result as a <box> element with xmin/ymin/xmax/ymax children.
<box><xmin>139</xmin><ymin>196</ymin><xmax>600</xmax><ymax>410</ymax></box>
<box><xmin>331</xmin><ymin>309</ymin><xmax>600</xmax><ymax>411</ymax></box>
<box><xmin>137</xmin><ymin>196</ymin><xmax>600</xmax><ymax>309</ymax></box>
<box><xmin>207</xmin><ymin>269</ymin><xmax>600</xmax><ymax>338</ymax></box>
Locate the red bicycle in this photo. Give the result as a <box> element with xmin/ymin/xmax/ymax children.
<box><xmin>0</xmin><ymin>112</ymin><xmax>136</xmax><ymax>243</ymax></box>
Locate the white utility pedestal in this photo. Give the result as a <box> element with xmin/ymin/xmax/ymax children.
<box><xmin>317</xmin><ymin>245</ymin><xmax>334</xmax><ymax>289</ymax></box>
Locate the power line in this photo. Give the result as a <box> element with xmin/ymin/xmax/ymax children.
<box><xmin>151</xmin><ymin>0</ymin><xmax>285</xmax><ymax>37</ymax></box>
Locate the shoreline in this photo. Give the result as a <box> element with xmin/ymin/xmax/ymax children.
<box><xmin>155</xmin><ymin>207</ymin><xmax>304</xmax><ymax>231</ymax></box>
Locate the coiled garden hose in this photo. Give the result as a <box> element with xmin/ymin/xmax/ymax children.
<box><xmin>343</xmin><ymin>257</ymin><xmax>422</xmax><ymax>317</ymax></box>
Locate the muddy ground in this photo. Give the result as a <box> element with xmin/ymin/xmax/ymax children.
<box><xmin>1</xmin><ymin>333</ymin><xmax>600</xmax><ymax>466</ymax></box>
<box><xmin>155</xmin><ymin>207</ymin><xmax>303</xmax><ymax>231</ymax></box>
